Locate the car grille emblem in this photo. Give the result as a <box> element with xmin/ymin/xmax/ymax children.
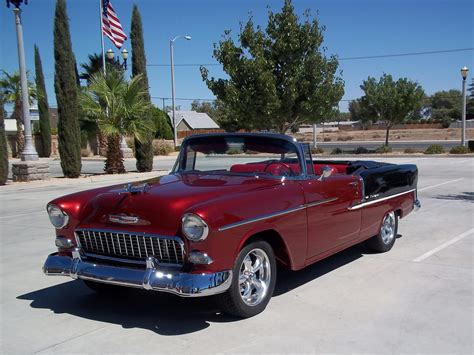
<box><xmin>109</xmin><ymin>214</ymin><xmax>139</xmax><ymax>224</ymax></box>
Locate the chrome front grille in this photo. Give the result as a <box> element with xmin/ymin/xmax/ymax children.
<box><xmin>75</xmin><ymin>229</ymin><xmax>184</xmax><ymax>266</ymax></box>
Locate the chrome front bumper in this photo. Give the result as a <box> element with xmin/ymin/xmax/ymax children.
<box><xmin>43</xmin><ymin>248</ymin><xmax>232</xmax><ymax>297</ymax></box>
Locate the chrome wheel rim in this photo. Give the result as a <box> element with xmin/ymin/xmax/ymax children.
<box><xmin>380</xmin><ymin>212</ymin><xmax>396</xmax><ymax>244</ymax></box>
<box><xmin>238</xmin><ymin>248</ymin><xmax>271</xmax><ymax>307</ymax></box>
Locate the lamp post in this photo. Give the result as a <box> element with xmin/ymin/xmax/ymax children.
<box><xmin>170</xmin><ymin>35</ymin><xmax>191</xmax><ymax>148</ymax></box>
<box><xmin>460</xmin><ymin>66</ymin><xmax>469</xmax><ymax>147</ymax></box>
<box><xmin>105</xmin><ymin>48</ymin><xmax>133</xmax><ymax>158</ymax></box>
<box><xmin>106</xmin><ymin>48</ymin><xmax>128</xmax><ymax>70</ymax></box>
<box><xmin>7</xmin><ymin>0</ymin><xmax>38</xmax><ymax>161</ymax></box>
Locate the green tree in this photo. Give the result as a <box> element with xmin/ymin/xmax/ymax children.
<box><xmin>428</xmin><ymin>90</ymin><xmax>462</xmax><ymax>123</ymax></box>
<box><xmin>150</xmin><ymin>106</ymin><xmax>173</xmax><ymax>140</ymax></box>
<box><xmin>79</xmin><ymin>70</ymin><xmax>154</xmax><ymax>174</ymax></box>
<box><xmin>201</xmin><ymin>0</ymin><xmax>344</xmax><ymax>133</ymax></box>
<box><xmin>359</xmin><ymin>74</ymin><xmax>424</xmax><ymax>146</ymax></box>
<box><xmin>130</xmin><ymin>4</ymin><xmax>154</xmax><ymax>172</ymax></box>
<box><xmin>467</xmin><ymin>78</ymin><xmax>474</xmax><ymax>120</ymax></box>
<box><xmin>0</xmin><ymin>93</ymin><xmax>8</xmax><ymax>185</ymax></box>
<box><xmin>34</xmin><ymin>45</ymin><xmax>52</xmax><ymax>157</ymax></box>
<box><xmin>0</xmin><ymin>70</ymin><xmax>36</xmax><ymax>157</ymax></box>
<box><xmin>348</xmin><ymin>99</ymin><xmax>372</xmax><ymax>130</ymax></box>
<box><xmin>54</xmin><ymin>0</ymin><xmax>81</xmax><ymax>177</ymax></box>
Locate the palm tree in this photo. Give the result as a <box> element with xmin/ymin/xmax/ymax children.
<box><xmin>80</xmin><ymin>53</ymin><xmax>122</xmax><ymax>85</ymax></box>
<box><xmin>0</xmin><ymin>70</ymin><xmax>36</xmax><ymax>157</ymax></box>
<box><xmin>79</xmin><ymin>69</ymin><xmax>154</xmax><ymax>174</ymax></box>
<box><xmin>80</xmin><ymin>53</ymin><xmax>123</xmax><ymax>156</ymax></box>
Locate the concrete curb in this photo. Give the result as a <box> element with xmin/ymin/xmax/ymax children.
<box><xmin>0</xmin><ymin>170</ymin><xmax>168</xmax><ymax>191</ymax></box>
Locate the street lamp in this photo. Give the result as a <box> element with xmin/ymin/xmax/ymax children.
<box><xmin>170</xmin><ymin>35</ymin><xmax>191</xmax><ymax>148</ymax></box>
<box><xmin>460</xmin><ymin>66</ymin><xmax>469</xmax><ymax>147</ymax></box>
<box><xmin>105</xmin><ymin>48</ymin><xmax>128</xmax><ymax>70</ymax></box>
<box><xmin>7</xmin><ymin>0</ymin><xmax>38</xmax><ymax>161</ymax></box>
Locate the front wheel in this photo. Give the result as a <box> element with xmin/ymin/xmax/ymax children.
<box><xmin>367</xmin><ymin>211</ymin><xmax>398</xmax><ymax>252</ymax></box>
<box><xmin>216</xmin><ymin>240</ymin><xmax>276</xmax><ymax>318</ymax></box>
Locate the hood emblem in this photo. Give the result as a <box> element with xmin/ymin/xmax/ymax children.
<box><xmin>114</xmin><ymin>183</ymin><xmax>150</xmax><ymax>195</ymax></box>
<box><xmin>109</xmin><ymin>214</ymin><xmax>139</xmax><ymax>224</ymax></box>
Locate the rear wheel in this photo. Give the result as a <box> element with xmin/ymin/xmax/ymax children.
<box><xmin>367</xmin><ymin>211</ymin><xmax>398</xmax><ymax>252</ymax></box>
<box><xmin>216</xmin><ymin>240</ymin><xmax>276</xmax><ymax>318</ymax></box>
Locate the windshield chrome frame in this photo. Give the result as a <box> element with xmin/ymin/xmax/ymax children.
<box><xmin>171</xmin><ymin>133</ymin><xmax>308</xmax><ymax>180</ymax></box>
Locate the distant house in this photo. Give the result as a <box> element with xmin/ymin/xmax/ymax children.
<box><xmin>4</xmin><ymin>107</ymin><xmax>58</xmax><ymax>134</ymax></box>
<box><xmin>168</xmin><ymin>111</ymin><xmax>220</xmax><ymax>132</ymax></box>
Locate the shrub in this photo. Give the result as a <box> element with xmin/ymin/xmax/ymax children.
<box><xmin>375</xmin><ymin>145</ymin><xmax>392</xmax><ymax>154</ymax></box>
<box><xmin>81</xmin><ymin>148</ymin><xmax>91</xmax><ymax>157</ymax></box>
<box><xmin>441</xmin><ymin>119</ymin><xmax>451</xmax><ymax>129</ymax></box>
<box><xmin>355</xmin><ymin>146</ymin><xmax>369</xmax><ymax>154</ymax></box>
<box><xmin>153</xmin><ymin>140</ymin><xmax>173</xmax><ymax>155</ymax></box>
<box><xmin>311</xmin><ymin>147</ymin><xmax>324</xmax><ymax>155</ymax></box>
<box><xmin>424</xmin><ymin>144</ymin><xmax>444</xmax><ymax>154</ymax></box>
<box><xmin>449</xmin><ymin>145</ymin><xmax>470</xmax><ymax>154</ymax></box>
<box><xmin>404</xmin><ymin>148</ymin><xmax>419</xmax><ymax>154</ymax></box>
<box><xmin>337</xmin><ymin>135</ymin><xmax>353</xmax><ymax>141</ymax></box>
<box><xmin>227</xmin><ymin>148</ymin><xmax>241</xmax><ymax>155</ymax></box>
<box><xmin>50</xmin><ymin>127</ymin><xmax>58</xmax><ymax>135</ymax></box>
<box><xmin>323</xmin><ymin>137</ymin><xmax>331</xmax><ymax>142</ymax></box>
<box><xmin>331</xmin><ymin>147</ymin><xmax>343</xmax><ymax>155</ymax></box>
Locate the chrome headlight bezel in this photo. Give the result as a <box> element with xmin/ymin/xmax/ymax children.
<box><xmin>47</xmin><ymin>204</ymin><xmax>69</xmax><ymax>229</ymax></box>
<box><xmin>181</xmin><ymin>213</ymin><xmax>209</xmax><ymax>242</ymax></box>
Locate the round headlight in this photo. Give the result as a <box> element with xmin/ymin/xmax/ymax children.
<box><xmin>182</xmin><ymin>213</ymin><xmax>209</xmax><ymax>242</ymax></box>
<box><xmin>47</xmin><ymin>204</ymin><xmax>69</xmax><ymax>229</ymax></box>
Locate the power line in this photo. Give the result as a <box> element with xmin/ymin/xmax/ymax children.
<box><xmin>338</xmin><ymin>47</ymin><xmax>474</xmax><ymax>61</ymax></box>
<box><xmin>147</xmin><ymin>47</ymin><xmax>474</xmax><ymax>67</ymax></box>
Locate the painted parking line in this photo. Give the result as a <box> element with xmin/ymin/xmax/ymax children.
<box><xmin>448</xmin><ymin>159</ymin><xmax>473</xmax><ymax>164</ymax></box>
<box><xmin>418</xmin><ymin>178</ymin><xmax>464</xmax><ymax>192</ymax></box>
<box><xmin>413</xmin><ymin>228</ymin><xmax>474</xmax><ymax>262</ymax></box>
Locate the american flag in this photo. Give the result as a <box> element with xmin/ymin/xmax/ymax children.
<box><xmin>102</xmin><ymin>0</ymin><xmax>127</xmax><ymax>49</ymax></box>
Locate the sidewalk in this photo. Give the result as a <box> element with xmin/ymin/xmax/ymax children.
<box><xmin>0</xmin><ymin>170</ymin><xmax>167</xmax><ymax>192</ymax></box>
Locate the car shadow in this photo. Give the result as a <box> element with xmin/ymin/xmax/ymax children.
<box><xmin>274</xmin><ymin>242</ymin><xmax>367</xmax><ymax>296</ymax></box>
<box><xmin>434</xmin><ymin>191</ymin><xmax>474</xmax><ymax>203</ymax></box>
<box><xmin>18</xmin><ymin>241</ymin><xmax>376</xmax><ymax>335</ymax></box>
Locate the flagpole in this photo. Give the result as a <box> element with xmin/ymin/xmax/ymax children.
<box><xmin>98</xmin><ymin>0</ymin><xmax>106</xmax><ymax>74</ymax></box>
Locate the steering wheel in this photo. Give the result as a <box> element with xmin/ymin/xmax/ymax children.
<box><xmin>263</xmin><ymin>161</ymin><xmax>297</xmax><ymax>177</ymax></box>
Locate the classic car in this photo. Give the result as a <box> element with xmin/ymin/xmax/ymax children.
<box><xmin>43</xmin><ymin>133</ymin><xmax>420</xmax><ymax>318</ymax></box>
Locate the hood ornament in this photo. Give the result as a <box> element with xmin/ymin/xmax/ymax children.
<box><xmin>114</xmin><ymin>183</ymin><xmax>150</xmax><ymax>195</ymax></box>
<box><xmin>109</xmin><ymin>214</ymin><xmax>139</xmax><ymax>225</ymax></box>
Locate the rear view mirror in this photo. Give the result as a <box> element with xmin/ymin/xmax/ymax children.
<box><xmin>319</xmin><ymin>166</ymin><xmax>333</xmax><ymax>181</ymax></box>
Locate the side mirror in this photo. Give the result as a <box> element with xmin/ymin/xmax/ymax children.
<box><xmin>319</xmin><ymin>166</ymin><xmax>333</xmax><ymax>181</ymax></box>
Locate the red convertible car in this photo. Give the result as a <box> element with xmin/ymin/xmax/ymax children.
<box><xmin>43</xmin><ymin>133</ymin><xmax>420</xmax><ymax>318</ymax></box>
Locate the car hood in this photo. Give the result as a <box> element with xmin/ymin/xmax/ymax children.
<box><xmin>73</xmin><ymin>173</ymin><xmax>282</xmax><ymax>235</ymax></box>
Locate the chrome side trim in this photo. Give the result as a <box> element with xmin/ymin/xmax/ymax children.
<box><xmin>218</xmin><ymin>205</ymin><xmax>306</xmax><ymax>232</ymax></box>
<box><xmin>218</xmin><ymin>197</ymin><xmax>338</xmax><ymax>231</ymax></box>
<box><xmin>348</xmin><ymin>189</ymin><xmax>416</xmax><ymax>210</ymax></box>
<box><xmin>304</xmin><ymin>197</ymin><xmax>339</xmax><ymax>208</ymax></box>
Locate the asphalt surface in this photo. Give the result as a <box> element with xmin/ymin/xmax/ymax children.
<box><xmin>1</xmin><ymin>156</ymin><xmax>473</xmax><ymax>354</ymax></box>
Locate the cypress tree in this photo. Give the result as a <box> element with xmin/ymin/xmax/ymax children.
<box><xmin>130</xmin><ymin>4</ymin><xmax>153</xmax><ymax>172</ymax></box>
<box><xmin>53</xmin><ymin>0</ymin><xmax>81</xmax><ymax>177</ymax></box>
<box><xmin>34</xmin><ymin>45</ymin><xmax>52</xmax><ymax>157</ymax></box>
<box><xmin>0</xmin><ymin>93</ymin><xmax>8</xmax><ymax>185</ymax></box>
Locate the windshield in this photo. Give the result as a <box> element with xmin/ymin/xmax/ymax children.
<box><xmin>173</xmin><ymin>135</ymin><xmax>302</xmax><ymax>178</ymax></box>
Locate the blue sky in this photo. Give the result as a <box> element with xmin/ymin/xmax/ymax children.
<box><xmin>1</xmin><ymin>0</ymin><xmax>473</xmax><ymax>112</ymax></box>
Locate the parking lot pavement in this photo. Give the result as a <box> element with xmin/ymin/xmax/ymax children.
<box><xmin>1</xmin><ymin>157</ymin><xmax>472</xmax><ymax>354</ymax></box>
